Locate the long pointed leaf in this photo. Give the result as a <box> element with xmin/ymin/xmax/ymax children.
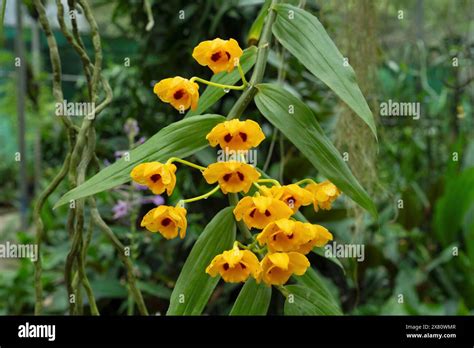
<box><xmin>167</xmin><ymin>207</ymin><xmax>235</xmax><ymax>315</ymax></box>
<box><xmin>272</xmin><ymin>4</ymin><xmax>377</xmax><ymax>139</ymax></box>
<box><xmin>54</xmin><ymin>115</ymin><xmax>225</xmax><ymax>208</ymax></box>
<box><xmin>283</xmin><ymin>284</ymin><xmax>342</xmax><ymax>315</ymax></box>
<box><xmin>255</xmin><ymin>83</ymin><xmax>377</xmax><ymax>218</ymax></box>
<box><xmin>229</xmin><ymin>278</ymin><xmax>271</xmax><ymax>315</ymax></box>
<box><xmin>294</xmin><ymin>267</ymin><xmax>339</xmax><ymax>308</ymax></box>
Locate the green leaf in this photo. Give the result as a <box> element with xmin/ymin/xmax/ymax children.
<box><xmin>255</xmin><ymin>83</ymin><xmax>377</xmax><ymax>218</ymax></box>
<box><xmin>229</xmin><ymin>278</ymin><xmax>271</xmax><ymax>315</ymax></box>
<box><xmin>167</xmin><ymin>207</ymin><xmax>236</xmax><ymax>315</ymax></box>
<box><xmin>272</xmin><ymin>4</ymin><xmax>377</xmax><ymax>139</ymax></box>
<box><xmin>294</xmin><ymin>267</ymin><xmax>339</xmax><ymax>309</ymax></box>
<box><xmin>185</xmin><ymin>47</ymin><xmax>257</xmax><ymax>118</ymax></box>
<box><xmin>311</xmin><ymin>247</ymin><xmax>344</xmax><ymax>273</ymax></box>
<box><xmin>283</xmin><ymin>284</ymin><xmax>342</xmax><ymax>315</ymax></box>
<box><xmin>434</xmin><ymin>167</ymin><xmax>474</xmax><ymax>246</ymax></box>
<box><xmin>54</xmin><ymin>115</ymin><xmax>225</xmax><ymax>208</ymax></box>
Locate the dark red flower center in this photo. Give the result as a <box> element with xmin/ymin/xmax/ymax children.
<box><xmin>224</xmin><ymin>133</ymin><xmax>233</xmax><ymax>142</ymax></box>
<box><xmin>173</xmin><ymin>89</ymin><xmax>185</xmax><ymax>100</ymax></box>
<box><xmin>150</xmin><ymin>174</ymin><xmax>161</xmax><ymax>183</ymax></box>
<box><xmin>222</xmin><ymin>172</ymin><xmax>245</xmax><ymax>182</ymax></box>
<box><xmin>239</xmin><ymin>132</ymin><xmax>247</xmax><ymax>141</ymax></box>
<box><xmin>250</xmin><ymin>209</ymin><xmax>271</xmax><ymax>218</ymax></box>
<box><xmin>211</xmin><ymin>52</ymin><xmax>222</xmax><ymax>62</ymax></box>
<box><xmin>240</xmin><ymin>262</ymin><xmax>246</xmax><ymax>269</ymax></box>
<box><xmin>211</xmin><ymin>51</ymin><xmax>231</xmax><ymax>62</ymax></box>
<box><xmin>223</xmin><ymin>263</ymin><xmax>229</xmax><ymax>270</ymax></box>
<box><xmin>161</xmin><ymin>218</ymin><xmax>172</xmax><ymax>226</ymax></box>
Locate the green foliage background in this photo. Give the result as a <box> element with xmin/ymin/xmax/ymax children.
<box><xmin>0</xmin><ymin>0</ymin><xmax>473</xmax><ymax>315</ymax></box>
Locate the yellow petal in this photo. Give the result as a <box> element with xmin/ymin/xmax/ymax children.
<box><xmin>268</xmin><ymin>252</ymin><xmax>290</xmax><ymax>270</ymax></box>
<box><xmin>288</xmin><ymin>252</ymin><xmax>310</xmax><ymax>275</ymax></box>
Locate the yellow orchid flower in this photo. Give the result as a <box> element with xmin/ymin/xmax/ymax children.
<box><xmin>140</xmin><ymin>205</ymin><xmax>187</xmax><ymax>239</ymax></box>
<box><xmin>130</xmin><ymin>162</ymin><xmax>177</xmax><ymax>195</ymax></box>
<box><xmin>294</xmin><ymin>223</ymin><xmax>333</xmax><ymax>254</ymax></box>
<box><xmin>206</xmin><ymin>244</ymin><xmax>261</xmax><ymax>283</ymax></box>
<box><xmin>257</xmin><ymin>219</ymin><xmax>333</xmax><ymax>254</ymax></box>
<box><xmin>259</xmin><ymin>252</ymin><xmax>310</xmax><ymax>286</ymax></box>
<box><xmin>202</xmin><ymin>161</ymin><xmax>260</xmax><ymax>194</ymax></box>
<box><xmin>305</xmin><ymin>180</ymin><xmax>341</xmax><ymax>211</ymax></box>
<box><xmin>206</xmin><ymin>119</ymin><xmax>265</xmax><ymax>151</ymax></box>
<box><xmin>192</xmin><ymin>38</ymin><xmax>243</xmax><ymax>74</ymax></box>
<box><xmin>256</xmin><ymin>219</ymin><xmax>312</xmax><ymax>253</ymax></box>
<box><xmin>233</xmin><ymin>195</ymin><xmax>293</xmax><ymax>230</ymax></box>
<box><xmin>262</xmin><ymin>184</ymin><xmax>313</xmax><ymax>212</ymax></box>
<box><xmin>153</xmin><ymin>76</ymin><xmax>199</xmax><ymax>111</ymax></box>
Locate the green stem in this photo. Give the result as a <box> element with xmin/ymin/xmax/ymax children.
<box><xmin>226</xmin><ymin>0</ymin><xmax>278</xmax><ymax>120</ymax></box>
<box><xmin>180</xmin><ymin>185</ymin><xmax>220</xmax><ymax>204</ymax></box>
<box><xmin>89</xmin><ymin>197</ymin><xmax>149</xmax><ymax>315</ymax></box>
<box><xmin>237</xmin><ymin>62</ymin><xmax>249</xmax><ymax>85</ymax></box>
<box><xmin>294</xmin><ymin>178</ymin><xmax>317</xmax><ymax>186</ymax></box>
<box><xmin>277</xmin><ymin>285</ymin><xmax>290</xmax><ymax>297</ymax></box>
<box><xmin>228</xmin><ymin>193</ymin><xmax>253</xmax><ymax>241</ymax></box>
<box><xmin>0</xmin><ymin>0</ymin><xmax>7</xmax><ymax>45</ymax></box>
<box><xmin>225</xmin><ymin>0</ymin><xmax>278</xmax><ymax>242</ymax></box>
<box><xmin>190</xmin><ymin>76</ymin><xmax>246</xmax><ymax>91</ymax></box>
<box><xmin>80</xmin><ymin>218</ymin><xmax>99</xmax><ymax>315</ymax></box>
<box><xmin>33</xmin><ymin>153</ymin><xmax>71</xmax><ymax>315</ymax></box>
<box><xmin>257</xmin><ymin>178</ymin><xmax>281</xmax><ymax>186</ymax></box>
<box><xmin>167</xmin><ymin>157</ymin><xmax>206</xmax><ymax>171</ymax></box>
<box><xmin>236</xmin><ymin>241</ymin><xmax>251</xmax><ymax>250</ymax></box>
<box><xmin>143</xmin><ymin>0</ymin><xmax>155</xmax><ymax>31</ymax></box>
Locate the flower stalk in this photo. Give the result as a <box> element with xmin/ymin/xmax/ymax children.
<box><xmin>179</xmin><ymin>185</ymin><xmax>220</xmax><ymax>204</ymax></box>
<box><xmin>190</xmin><ymin>75</ymin><xmax>246</xmax><ymax>91</ymax></box>
<box><xmin>226</xmin><ymin>0</ymin><xmax>279</xmax><ymax>240</ymax></box>
<box><xmin>166</xmin><ymin>157</ymin><xmax>206</xmax><ymax>171</ymax></box>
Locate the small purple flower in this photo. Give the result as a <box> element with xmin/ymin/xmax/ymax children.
<box><xmin>141</xmin><ymin>195</ymin><xmax>165</xmax><ymax>206</ymax></box>
<box><xmin>112</xmin><ymin>200</ymin><xmax>130</xmax><ymax>219</ymax></box>
<box><xmin>136</xmin><ymin>136</ymin><xmax>146</xmax><ymax>145</ymax></box>
<box><xmin>133</xmin><ymin>183</ymin><xmax>149</xmax><ymax>191</ymax></box>
<box><xmin>152</xmin><ymin>195</ymin><xmax>165</xmax><ymax>206</ymax></box>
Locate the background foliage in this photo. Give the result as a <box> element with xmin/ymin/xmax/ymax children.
<box><xmin>0</xmin><ymin>0</ymin><xmax>473</xmax><ymax>315</ymax></box>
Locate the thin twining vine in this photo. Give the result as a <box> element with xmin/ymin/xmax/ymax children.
<box><xmin>32</xmin><ymin>0</ymin><xmax>148</xmax><ymax>316</ymax></box>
